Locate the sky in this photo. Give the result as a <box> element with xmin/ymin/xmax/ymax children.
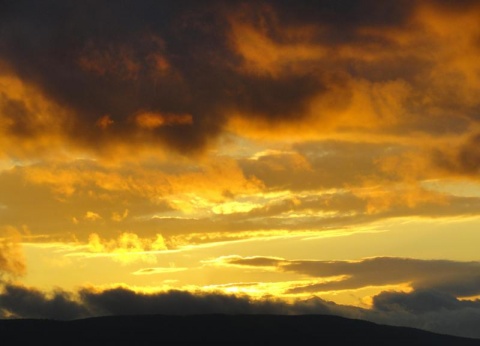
<box><xmin>1</xmin><ymin>0</ymin><xmax>480</xmax><ymax>339</ymax></box>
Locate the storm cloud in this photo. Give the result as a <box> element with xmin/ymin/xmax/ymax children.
<box><xmin>1</xmin><ymin>0</ymin><xmax>480</xmax><ymax>156</ymax></box>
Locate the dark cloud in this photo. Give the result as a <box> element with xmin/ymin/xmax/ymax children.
<box><xmin>2</xmin><ymin>1</ymin><xmax>478</xmax><ymax>155</ymax></box>
<box><xmin>255</xmin><ymin>257</ymin><xmax>480</xmax><ymax>298</ymax></box>
<box><xmin>373</xmin><ymin>289</ymin><xmax>476</xmax><ymax>314</ymax></box>
<box><xmin>80</xmin><ymin>287</ymin><xmax>281</xmax><ymax>316</ymax></box>
<box><xmin>0</xmin><ymin>0</ymin><xmax>324</xmax><ymax>154</ymax></box>
<box><xmin>225</xmin><ymin>256</ymin><xmax>284</xmax><ymax>267</ymax></box>
<box><xmin>0</xmin><ymin>283</ymin><xmax>333</xmax><ymax>319</ymax></box>
<box><xmin>0</xmin><ymin>284</ymin><xmax>88</xmax><ymax>319</ymax></box>
<box><xmin>269</xmin><ymin>0</ymin><xmax>415</xmax><ymax>34</ymax></box>
<box><xmin>1</xmin><ymin>1</ymin><xmax>221</xmax><ymax>153</ymax></box>
<box><xmin>208</xmin><ymin>255</ymin><xmax>480</xmax><ymax>300</ymax></box>
<box><xmin>370</xmin><ymin>289</ymin><xmax>480</xmax><ymax>339</ymax></box>
<box><xmin>1</xmin><ymin>282</ymin><xmax>480</xmax><ymax>339</ymax></box>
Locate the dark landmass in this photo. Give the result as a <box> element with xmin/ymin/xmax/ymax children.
<box><xmin>1</xmin><ymin>314</ymin><xmax>479</xmax><ymax>345</ymax></box>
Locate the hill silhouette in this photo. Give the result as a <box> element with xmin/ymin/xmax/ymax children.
<box><xmin>1</xmin><ymin>314</ymin><xmax>479</xmax><ymax>345</ymax></box>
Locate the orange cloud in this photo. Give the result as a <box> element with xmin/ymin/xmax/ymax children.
<box><xmin>0</xmin><ymin>73</ymin><xmax>71</xmax><ymax>158</ymax></box>
<box><xmin>228</xmin><ymin>5</ymin><xmax>326</xmax><ymax>77</ymax></box>
<box><xmin>0</xmin><ymin>227</ymin><xmax>26</xmax><ymax>277</ymax></box>
<box><xmin>96</xmin><ymin>115</ymin><xmax>114</xmax><ymax>129</ymax></box>
<box><xmin>134</xmin><ymin>112</ymin><xmax>193</xmax><ymax>129</ymax></box>
<box><xmin>22</xmin><ymin>156</ymin><xmax>262</xmax><ymax>204</ymax></box>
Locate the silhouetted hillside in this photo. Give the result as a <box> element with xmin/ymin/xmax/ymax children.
<box><xmin>1</xmin><ymin>314</ymin><xmax>479</xmax><ymax>345</ymax></box>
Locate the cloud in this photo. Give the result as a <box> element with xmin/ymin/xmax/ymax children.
<box><xmin>0</xmin><ymin>156</ymin><xmax>264</xmax><ymax>241</ymax></box>
<box><xmin>373</xmin><ymin>289</ymin><xmax>475</xmax><ymax>314</ymax></box>
<box><xmin>369</xmin><ymin>289</ymin><xmax>480</xmax><ymax>339</ymax></box>
<box><xmin>0</xmin><ymin>284</ymin><xmax>88</xmax><ymax>319</ymax></box>
<box><xmin>284</xmin><ymin>257</ymin><xmax>480</xmax><ymax>297</ymax></box>
<box><xmin>87</xmin><ymin>232</ymin><xmax>167</xmax><ymax>264</ymax></box>
<box><xmin>79</xmin><ymin>287</ymin><xmax>280</xmax><ymax>316</ymax></box>
<box><xmin>1</xmin><ymin>282</ymin><xmax>479</xmax><ymax>338</ymax></box>
<box><xmin>0</xmin><ymin>228</ymin><xmax>26</xmax><ymax>277</ymax></box>
<box><xmin>0</xmin><ymin>283</ymin><xmax>334</xmax><ymax>319</ymax></box>
<box><xmin>223</xmin><ymin>256</ymin><xmax>285</xmax><ymax>268</ymax></box>
<box><xmin>1</xmin><ymin>2</ymin><xmax>480</xmax><ymax>339</ymax></box>
<box><xmin>134</xmin><ymin>112</ymin><xmax>193</xmax><ymax>129</ymax></box>
<box><xmin>84</xmin><ymin>211</ymin><xmax>102</xmax><ymax>222</ymax></box>
<box><xmin>222</xmin><ymin>256</ymin><xmax>480</xmax><ymax>298</ymax></box>
<box><xmin>132</xmin><ymin>267</ymin><xmax>187</xmax><ymax>275</ymax></box>
<box><xmin>2</xmin><ymin>1</ymin><xmax>480</xmax><ymax>245</ymax></box>
<box><xmin>0</xmin><ymin>74</ymin><xmax>69</xmax><ymax>158</ymax></box>
<box><xmin>240</xmin><ymin>141</ymin><xmax>403</xmax><ymax>191</ymax></box>
<box><xmin>1</xmin><ymin>0</ymin><xmax>479</xmax><ymax>157</ymax></box>
<box><xmin>3</xmin><ymin>150</ymin><xmax>480</xmax><ymax>247</ymax></box>
<box><xmin>432</xmin><ymin>133</ymin><xmax>480</xmax><ymax>177</ymax></box>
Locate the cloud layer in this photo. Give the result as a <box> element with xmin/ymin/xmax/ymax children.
<box><xmin>1</xmin><ymin>280</ymin><xmax>479</xmax><ymax>339</ymax></box>
<box><xmin>2</xmin><ymin>1</ymin><xmax>480</xmax><ymax>340</ymax></box>
<box><xmin>1</xmin><ymin>0</ymin><xmax>479</xmax><ymax>156</ymax></box>
<box><xmin>2</xmin><ymin>0</ymin><xmax>480</xmax><ymax>243</ymax></box>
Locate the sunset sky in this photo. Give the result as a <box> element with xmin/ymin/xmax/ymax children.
<box><xmin>1</xmin><ymin>0</ymin><xmax>480</xmax><ymax>339</ymax></box>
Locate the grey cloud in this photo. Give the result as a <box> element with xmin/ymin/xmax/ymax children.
<box><xmin>2</xmin><ymin>282</ymin><xmax>480</xmax><ymax>339</ymax></box>
<box><xmin>0</xmin><ymin>283</ymin><xmax>350</xmax><ymax>319</ymax></box>
<box><xmin>209</xmin><ymin>255</ymin><xmax>480</xmax><ymax>300</ymax></box>
<box><xmin>373</xmin><ymin>289</ymin><xmax>477</xmax><ymax>314</ymax></box>
<box><xmin>282</xmin><ymin>257</ymin><xmax>480</xmax><ymax>297</ymax></box>
<box><xmin>80</xmin><ymin>287</ymin><xmax>284</xmax><ymax>316</ymax></box>
<box><xmin>369</xmin><ymin>289</ymin><xmax>480</xmax><ymax>339</ymax></box>
<box><xmin>0</xmin><ymin>283</ymin><xmax>331</xmax><ymax>319</ymax></box>
<box><xmin>0</xmin><ymin>284</ymin><xmax>88</xmax><ymax>320</ymax></box>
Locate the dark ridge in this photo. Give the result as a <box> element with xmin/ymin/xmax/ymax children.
<box><xmin>1</xmin><ymin>314</ymin><xmax>479</xmax><ymax>345</ymax></box>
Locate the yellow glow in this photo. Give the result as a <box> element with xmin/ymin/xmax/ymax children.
<box><xmin>212</xmin><ymin>201</ymin><xmax>261</xmax><ymax>215</ymax></box>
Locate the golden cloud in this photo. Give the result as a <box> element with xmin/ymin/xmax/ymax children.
<box><xmin>0</xmin><ymin>227</ymin><xmax>26</xmax><ymax>277</ymax></box>
<box><xmin>87</xmin><ymin>232</ymin><xmax>167</xmax><ymax>264</ymax></box>
<box><xmin>228</xmin><ymin>4</ymin><xmax>326</xmax><ymax>77</ymax></box>
<box><xmin>134</xmin><ymin>112</ymin><xmax>193</xmax><ymax>129</ymax></box>
<box><xmin>0</xmin><ymin>73</ymin><xmax>72</xmax><ymax>158</ymax></box>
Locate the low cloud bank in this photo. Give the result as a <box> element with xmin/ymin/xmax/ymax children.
<box><xmin>0</xmin><ymin>283</ymin><xmax>479</xmax><ymax>339</ymax></box>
